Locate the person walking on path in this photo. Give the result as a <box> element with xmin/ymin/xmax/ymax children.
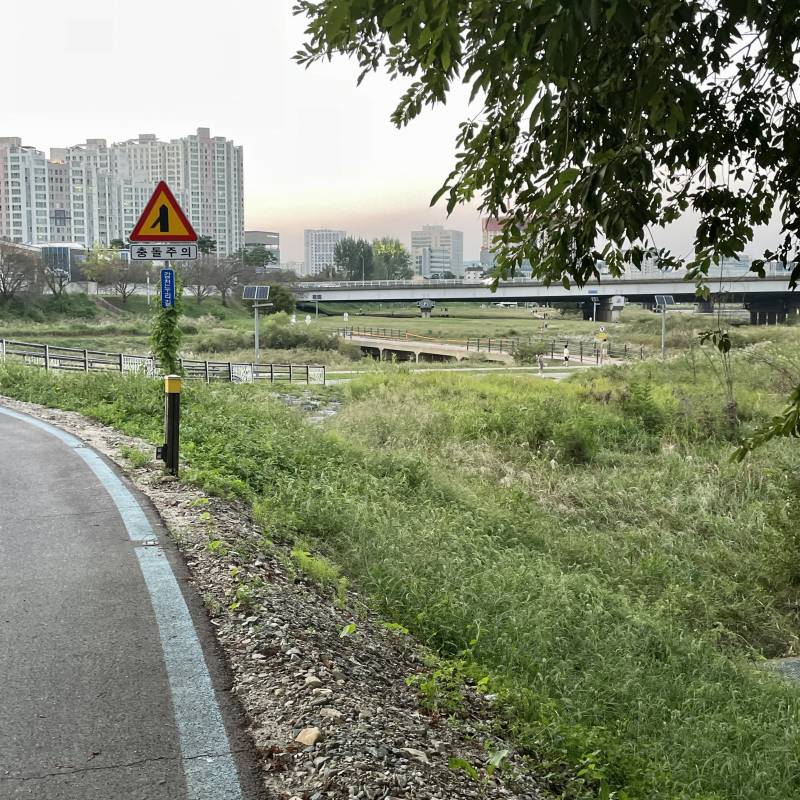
<box><xmin>563</xmin><ymin>344</ymin><xmax>570</xmax><ymax>366</ymax></box>
<box><xmin>538</xmin><ymin>352</ymin><xmax>545</xmax><ymax>376</ymax></box>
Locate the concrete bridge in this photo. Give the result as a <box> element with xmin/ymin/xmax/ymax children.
<box><xmin>295</xmin><ymin>272</ymin><xmax>800</xmax><ymax>324</ymax></box>
<box><xmin>338</xmin><ymin>328</ymin><xmax>635</xmax><ymax>365</ymax></box>
<box><xmin>340</xmin><ymin>330</ymin><xmax>514</xmax><ymax>364</ymax></box>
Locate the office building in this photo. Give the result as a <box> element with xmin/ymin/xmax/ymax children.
<box><xmin>304</xmin><ymin>228</ymin><xmax>346</xmax><ymax>276</ymax></box>
<box><xmin>245</xmin><ymin>230</ymin><xmax>280</xmax><ymax>264</ymax></box>
<box><xmin>411</xmin><ymin>225</ymin><xmax>463</xmax><ymax>277</ymax></box>
<box><xmin>0</xmin><ymin>128</ymin><xmax>244</xmax><ymax>256</ymax></box>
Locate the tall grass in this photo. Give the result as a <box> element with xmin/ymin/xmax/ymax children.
<box><xmin>2</xmin><ymin>348</ymin><xmax>800</xmax><ymax>798</ymax></box>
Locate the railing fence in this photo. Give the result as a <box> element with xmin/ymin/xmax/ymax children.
<box><xmin>0</xmin><ymin>339</ymin><xmax>326</xmax><ymax>385</ymax></box>
<box><xmin>335</xmin><ymin>327</ymin><xmax>645</xmax><ymax>362</ymax></box>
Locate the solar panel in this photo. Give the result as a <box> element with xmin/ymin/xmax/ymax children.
<box><xmin>654</xmin><ymin>295</ymin><xmax>675</xmax><ymax>307</ymax></box>
<box><xmin>242</xmin><ymin>285</ymin><xmax>270</xmax><ymax>301</ymax></box>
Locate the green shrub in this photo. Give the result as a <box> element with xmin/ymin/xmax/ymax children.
<box><xmin>262</xmin><ymin>316</ymin><xmax>337</xmax><ymax>351</ymax></box>
<box><xmin>0</xmin><ymin>293</ymin><xmax>97</xmax><ymax>320</ymax></box>
<box><xmin>553</xmin><ymin>419</ymin><xmax>595</xmax><ymax>463</ymax></box>
<box><xmin>192</xmin><ymin>329</ymin><xmax>252</xmax><ymax>353</ymax></box>
<box><xmin>337</xmin><ymin>340</ymin><xmax>364</xmax><ymax>361</ymax></box>
<box><xmin>511</xmin><ymin>340</ymin><xmax>547</xmax><ymax>364</ymax></box>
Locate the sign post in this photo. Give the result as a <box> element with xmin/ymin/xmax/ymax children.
<box><xmin>129</xmin><ymin>180</ymin><xmax>197</xmax><ymax>372</ymax></box>
<box><xmin>156</xmin><ymin>375</ymin><xmax>181</xmax><ymax>476</ymax></box>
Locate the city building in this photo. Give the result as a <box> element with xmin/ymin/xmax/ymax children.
<box><xmin>0</xmin><ymin>138</ymin><xmax>51</xmax><ymax>245</ymax></box>
<box><xmin>0</xmin><ymin>128</ymin><xmax>244</xmax><ymax>256</ymax></box>
<box><xmin>411</xmin><ymin>225</ymin><xmax>464</xmax><ymax>277</ymax></box>
<box><xmin>111</xmin><ymin>128</ymin><xmax>244</xmax><ymax>255</ymax></box>
<box><xmin>479</xmin><ymin>218</ymin><xmax>503</xmax><ymax>270</ymax></box>
<box><xmin>279</xmin><ymin>260</ymin><xmax>306</xmax><ymax>276</ymax></box>
<box><xmin>245</xmin><ymin>230</ymin><xmax>280</xmax><ymax>264</ymax></box>
<box><xmin>304</xmin><ymin>229</ymin><xmax>346</xmax><ymax>276</ymax></box>
<box><xmin>480</xmin><ymin>217</ymin><xmax>533</xmax><ymax>277</ymax></box>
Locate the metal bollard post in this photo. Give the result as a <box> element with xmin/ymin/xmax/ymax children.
<box><xmin>157</xmin><ymin>375</ymin><xmax>181</xmax><ymax>476</ymax></box>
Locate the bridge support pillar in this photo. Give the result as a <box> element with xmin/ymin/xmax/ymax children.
<box><xmin>697</xmin><ymin>298</ymin><xmax>714</xmax><ymax>314</ymax></box>
<box><xmin>746</xmin><ymin>299</ymin><xmax>789</xmax><ymax>325</ymax></box>
<box><xmin>597</xmin><ymin>302</ymin><xmax>621</xmax><ymax>323</ymax></box>
<box><xmin>582</xmin><ymin>300</ymin><xmax>621</xmax><ymax>322</ymax></box>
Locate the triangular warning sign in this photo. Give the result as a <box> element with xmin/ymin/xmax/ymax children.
<box><xmin>129</xmin><ymin>181</ymin><xmax>197</xmax><ymax>242</ymax></box>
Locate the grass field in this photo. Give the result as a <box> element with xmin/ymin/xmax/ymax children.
<box><xmin>4</xmin><ymin>292</ymin><xmax>799</xmax><ymax>364</ymax></box>
<box><xmin>2</xmin><ymin>334</ymin><xmax>800</xmax><ymax>798</ymax></box>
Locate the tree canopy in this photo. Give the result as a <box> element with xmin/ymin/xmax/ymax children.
<box><xmin>334</xmin><ymin>237</ymin><xmax>374</xmax><ymax>280</ymax></box>
<box><xmin>196</xmin><ymin>236</ymin><xmax>217</xmax><ymax>255</ymax></box>
<box><xmin>295</xmin><ymin>1</ymin><xmax>800</xmax><ymax>289</ymax></box>
<box><xmin>0</xmin><ymin>243</ymin><xmax>39</xmax><ymax>300</ymax></box>
<box><xmin>372</xmin><ymin>237</ymin><xmax>414</xmax><ymax>279</ymax></box>
<box><xmin>267</xmin><ymin>284</ymin><xmax>296</xmax><ymax>315</ymax></box>
<box><xmin>240</xmin><ymin>244</ymin><xmax>278</xmax><ymax>268</ymax></box>
<box><xmin>295</xmin><ymin>1</ymin><xmax>800</xmax><ymax>445</ymax></box>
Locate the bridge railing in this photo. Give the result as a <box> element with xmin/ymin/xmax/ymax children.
<box><xmin>468</xmin><ymin>335</ymin><xmax>644</xmax><ymax>361</ymax></box>
<box><xmin>0</xmin><ymin>339</ymin><xmax>326</xmax><ymax>385</ymax></box>
<box><xmin>334</xmin><ymin>328</ymin><xmax>646</xmax><ymax>362</ymax></box>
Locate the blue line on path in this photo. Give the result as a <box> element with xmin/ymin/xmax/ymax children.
<box><xmin>0</xmin><ymin>406</ymin><xmax>244</xmax><ymax>800</ymax></box>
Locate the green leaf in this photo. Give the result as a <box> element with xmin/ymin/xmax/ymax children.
<box><xmin>448</xmin><ymin>757</ymin><xmax>479</xmax><ymax>781</ymax></box>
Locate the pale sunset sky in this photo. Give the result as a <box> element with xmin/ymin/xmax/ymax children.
<box><xmin>1</xmin><ymin>0</ymin><xmax>781</xmax><ymax>263</ymax></box>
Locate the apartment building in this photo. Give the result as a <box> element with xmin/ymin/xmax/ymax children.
<box><xmin>0</xmin><ymin>128</ymin><xmax>244</xmax><ymax>256</ymax></box>
<box><xmin>304</xmin><ymin>229</ymin><xmax>346</xmax><ymax>276</ymax></box>
<box><xmin>0</xmin><ymin>138</ymin><xmax>51</xmax><ymax>245</ymax></box>
<box><xmin>411</xmin><ymin>225</ymin><xmax>464</xmax><ymax>277</ymax></box>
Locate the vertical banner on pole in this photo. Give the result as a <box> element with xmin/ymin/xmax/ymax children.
<box><xmin>161</xmin><ymin>268</ymin><xmax>175</xmax><ymax>309</ymax></box>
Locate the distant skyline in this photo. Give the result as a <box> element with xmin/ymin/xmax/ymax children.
<box><xmin>1</xmin><ymin>1</ymin><xmax>783</xmax><ymax>265</ymax></box>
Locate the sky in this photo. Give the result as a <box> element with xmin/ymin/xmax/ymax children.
<box><xmin>1</xmin><ymin>0</ymin><xmax>485</xmax><ymax>262</ymax></box>
<box><xmin>0</xmin><ymin>1</ymin><xmax>782</xmax><ymax>264</ymax></box>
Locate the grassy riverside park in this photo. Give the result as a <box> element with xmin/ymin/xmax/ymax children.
<box><xmin>2</xmin><ymin>307</ymin><xmax>800</xmax><ymax>797</ymax></box>
<box><xmin>3</xmin><ymin>292</ymin><xmax>797</xmax><ymax>368</ymax></box>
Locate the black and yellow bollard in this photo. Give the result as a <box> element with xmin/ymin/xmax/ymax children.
<box><xmin>158</xmin><ymin>375</ymin><xmax>181</xmax><ymax>476</ymax></box>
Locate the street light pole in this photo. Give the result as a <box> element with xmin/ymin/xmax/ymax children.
<box><xmin>661</xmin><ymin>305</ymin><xmax>666</xmax><ymax>360</ymax></box>
<box><xmin>253</xmin><ymin>301</ymin><xmax>274</xmax><ymax>364</ymax></box>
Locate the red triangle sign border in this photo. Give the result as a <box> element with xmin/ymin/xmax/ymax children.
<box><xmin>129</xmin><ymin>181</ymin><xmax>198</xmax><ymax>242</ymax></box>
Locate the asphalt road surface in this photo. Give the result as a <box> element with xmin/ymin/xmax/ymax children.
<box><xmin>0</xmin><ymin>406</ymin><xmax>264</xmax><ymax>800</ymax></box>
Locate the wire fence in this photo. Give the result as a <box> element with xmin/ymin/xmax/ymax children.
<box><xmin>0</xmin><ymin>339</ymin><xmax>326</xmax><ymax>385</ymax></box>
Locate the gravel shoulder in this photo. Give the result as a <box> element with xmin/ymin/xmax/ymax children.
<box><xmin>0</xmin><ymin>394</ymin><xmax>547</xmax><ymax>800</ymax></box>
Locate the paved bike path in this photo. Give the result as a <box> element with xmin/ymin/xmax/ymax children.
<box><xmin>0</xmin><ymin>407</ymin><xmax>263</xmax><ymax>799</ymax></box>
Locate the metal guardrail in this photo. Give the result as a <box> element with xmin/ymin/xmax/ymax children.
<box><xmin>335</xmin><ymin>327</ymin><xmax>645</xmax><ymax>362</ymax></box>
<box><xmin>0</xmin><ymin>339</ymin><xmax>326</xmax><ymax>385</ymax></box>
<box><xmin>295</xmin><ymin>264</ymin><xmax>795</xmax><ymax>291</ymax></box>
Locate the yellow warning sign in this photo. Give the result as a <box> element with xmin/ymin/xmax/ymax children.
<box><xmin>129</xmin><ymin>181</ymin><xmax>197</xmax><ymax>242</ymax></box>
